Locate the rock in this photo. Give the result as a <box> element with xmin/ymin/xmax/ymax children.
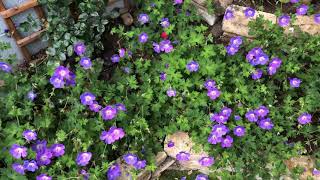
<box><xmin>177</xmin><ymin>148</ymin><xmax>211</xmax><ymax>174</ymax></box>
<box><xmin>217</xmin><ymin>0</ymin><xmax>233</xmax><ymax>8</ymax></box>
<box><xmin>284</xmin><ymin>156</ymin><xmax>319</xmax><ymax>180</ymax></box>
<box><xmin>155</xmin><ymin>151</ymin><xmax>168</xmax><ymax>166</ymax></box>
<box><xmin>191</xmin><ymin>1</ymin><xmax>217</xmax><ymax>26</ymax></box>
<box><xmin>151</xmin><ymin>157</ymin><xmax>176</xmax><ymax>179</ymax></box>
<box><xmin>164</xmin><ymin>131</ymin><xmax>193</xmax><ymax>158</ymax></box>
<box><xmin>121</xmin><ymin>13</ymin><xmax>133</xmax><ymax>26</ymax></box>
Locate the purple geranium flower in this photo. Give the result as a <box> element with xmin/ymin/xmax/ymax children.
<box><xmin>12</xmin><ymin>163</ymin><xmax>25</xmax><ymax>175</ymax></box>
<box><xmin>258</xmin><ymin>118</ymin><xmax>274</xmax><ymax>130</ymax></box>
<box><xmin>115</xmin><ymin>103</ymin><xmax>126</xmax><ymax>112</ymax></box>
<box><xmin>298</xmin><ymin>113</ymin><xmax>312</xmax><ymax>125</ymax></box>
<box><xmin>139</xmin><ymin>32</ymin><xmax>148</xmax><ymax>43</ymax></box>
<box><xmin>80</xmin><ymin>57</ymin><xmax>92</xmax><ymax>69</ymax></box>
<box><xmin>226</xmin><ymin>45</ymin><xmax>239</xmax><ymax>55</ymax></box>
<box><xmin>76</xmin><ymin>152</ymin><xmax>92</xmax><ymax>166</ymax></box>
<box><xmin>23</xmin><ymin>160</ymin><xmax>38</xmax><ymax>172</ymax></box>
<box><xmin>212</xmin><ymin>124</ymin><xmax>229</xmax><ymax>137</ymax></box>
<box><xmin>196</xmin><ymin>174</ymin><xmax>209</xmax><ymax>180</ymax></box>
<box><xmin>278</xmin><ymin>15</ymin><xmax>291</xmax><ymax>27</ymax></box>
<box><xmin>207</xmin><ymin>88</ymin><xmax>221</xmax><ymax>100</ymax></box>
<box><xmin>212</xmin><ymin>113</ymin><xmax>228</xmax><ymax>124</ymax></box>
<box><xmin>27</xmin><ymin>91</ymin><xmax>37</xmax><ymax>101</ymax></box>
<box><xmin>290</xmin><ymin>0</ymin><xmax>299</xmax><ymax>3</ymax></box>
<box><xmin>176</xmin><ymin>151</ymin><xmax>190</xmax><ymax>161</ymax></box>
<box><xmin>167</xmin><ymin>88</ymin><xmax>176</xmax><ymax>97</ymax></box>
<box><xmin>167</xmin><ymin>140</ymin><xmax>175</xmax><ymax>147</ymax></box>
<box><xmin>0</xmin><ymin>62</ymin><xmax>12</xmax><ymax>73</ymax></box>
<box><xmin>36</xmin><ymin>149</ymin><xmax>53</xmax><ymax>166</ymax></box>
<box><xmin>66</xmin><ymin>71</ymin><xmax>76</xmax><ymax>87</ymax></box>
<box><xmin>255</xmin><ymin>106</ymin><xmax>269</xmax><ymax>118</ymax></box>
<box><xmin>89</xmin><ymin>101</ymin><xmax>102</xmax><ymax>112</ymax></box>
<box><xmin>111</xmin><ymin>54</ymin><xmax>120</xmax><ymax>63</ymax></box>
<box><xmin>198</xmin><ymin>156</ymin><xmax>214</xmax><ymax>167</ymax></box>
<box><xmin>160</xmin><ymin>40</ymin><xmax>174</xmax><ymax>53</ymax></box>
<box><xmin>134</xmin><ymin>160</ymin><xmax>147</xmax><ymax>169</ymax></box>
<box><xmin>23</xmin><ymin>130</ymin><xmax>37</xmax><ymax>141</ymax></box>
<box><xmin>50</xmin><ymin>75</ymin><xmax>64</xmax><ymax>88</ymax></box>
<box><xmin>221</xmin><ymin>107</ymin><xmax>232</xmax><ymax>117</ymax></box>
<box><xmin>315</xmin><ymin>14</ymin><xmax>320</xmax><ymax>24</ymax></box>
<box><xmin>138</xmin><ymin>13</ymin><xmax>149</xmax><ymax>24</ymax></box>
<box><xmin>224</xmin><ymin>9</ymin><xmax>234</xmax><ymax>20</ymax></box>
<box><xmin>100</xmin><ymin>126</ymin><xmax>125</xmax><ymax>144</ymax></box>
<box><xmin>80</xmin><ymin>92</ymin><xmax>96</xmax><ymax>106</ymax></box>
<box><xmin>101</xmin><ymin>106</ymin><xmax>117</xmax><ymax>120</ymax></box>
<box><xmin>256</xmin><ymin>53</ymin><xmax>269</xmax><ymax>65</ymax></box>
<box><xmin>107</xmin><ymin>164</ymin><xmax>121</xmax><ymax>180</ymax></box>
<box><xmin>251</xmin><ymin>69</ymin><xmax>263</xmax><ymax>80</ymax></box>
<box><xmin>160</xmin><ymin>18</ymin><xmax>170</xmax><ymax>28</ymax></box>
<box><xmin>32</xmin><ymin>140</ymin><xmax>47</xmax><ymax>153</ymax></box>
<box><xmin>245</xmin><ymin>110</ymin><xmax>258</xmax><ymax>122</ymax></box>
<box><xmin>74</xmin><ymin>42</ymin><xmax>86</xmax><ymax>56</ymax></box>
<box><xmin>208</xmin><ymin>133</ymin><xmax>223</xmax><ymax>144</ymax></box>
<box><xmin>233</xmin><ymin>126</ymin><xmax>246</xmax><ymax>137</ymax></box>
<box><xmin>268</xmin><ymin>65</ymin><xmax>278</xmax><ymax>76</ymax></box>
<box><xmin>269</xmin><ymin>58</ymin><xmax>282</xmax><ymax>68</ymax></box>
<box><xmin>50</xmin><ymin>144</ymin><xmax>65</xmax><ymax>157</ymax></box>
<box><xmin>174</xmin><ymin>0</ymin><xmax>183</xmax><ymax>5</ymax></box>
<box><xmin>230</xmin><ymin>36</ymin><xmax>243</xmax><ymax>47</ymax></box>
<box><xmin>234</xmin><ymin>115</ymin><xmax>241</xmax><ymax>120</ymax></box>
<box><xmin>10</xmin><ymin>144</ymin><xmax>27</xmax><ymax>159</ymax></box>
<box><xmin>313</xmin><ymin>168</ymin><xmax>320</xmax><ymax>176</ymax></box>
<box><xmin>204</xmin><ymin>79</ymin><xmax>216</xmax><ymax>90</ymax></box>
<box><xmin>221</xmin><ymin>135</ymin><xmax>233</xmax><ymax>148</ymax></box>
<box><xmin>81</xmin><ymin>169</ymin><xmax>90</xmax><ymax>180</ymax></box>
<box><xmin>153</xmin><ymin>42</ymin><xmax>161</xmax><ymax>53</ymax></box>
<box><xmin>244</xmin><ymin>7</ymin><xmax>255</xmax><ymax>18</ymax></box>
<box><xmin>296</xmin><ymin>4</ymin><xmax>308</xmax><ymax>16</ymax></box>
<box><xmin>160</xmin><ymin>72</ymin><xmax>167</xmax><ymax>81</ymax></box>
<box><xmin>123</xmin><ymin>153</ymin><xmax>138</xmax><ymax>165</ymax></box>
<box><xmin>186</xmin><ymin>61</ymin><xmax>199</xmax><ymax>72</ymax></box>
<box><xmin>119</xmin><ymin>48</ymin><xmax>126</xmax><ymax>58</ymax></box>
<box><xmin>289</xmin><ymin>78</ymin><xmax>301</xmax><ymax>88</ymax></box>
<box><xmin>53</xmin><ymin>66</ymin><xmax>70</xmax><ymax>78</ymax></box>
<box><xmin>36</xmin><ymin>174</ymin><xmax>52</xmax><ymax>180</ymax></box>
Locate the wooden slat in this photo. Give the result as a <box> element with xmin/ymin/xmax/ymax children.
<box><xmin>34</xmin><ymin>5</ymin><xmax>45</xmax><ymax>22</ymax></box>
<box><xmin>17</xmin><ymin>28</ymin><xmax>46</xmax><ymax>47</ymax></box>
<box><xmin>0</xmin><ymin>1</ymin><xmax>31</xmax><ymax>61</ymax></box>
<box><xmin>0</xmin><ymin>0</ymin><xmax>38</xmax><ymax>18</ymax></box>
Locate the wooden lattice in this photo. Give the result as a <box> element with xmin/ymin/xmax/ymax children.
<box><xmin>0</xmin><ymin>0</ymin><xmax>46</xmax><ymax>62</ymax></box>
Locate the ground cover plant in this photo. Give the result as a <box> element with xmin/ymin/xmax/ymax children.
<box><xmin>0</xmin><ymin>0</ymin><xmax>320</xmax><ymax>179</ymax></box>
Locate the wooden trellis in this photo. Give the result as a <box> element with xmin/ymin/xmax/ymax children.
<box><xmin>0</xmin><ymin>0</ymin><xmax>46</xmax><ymax>62</ymax></box>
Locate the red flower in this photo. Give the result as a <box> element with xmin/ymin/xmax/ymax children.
<box><xmin>161</xmin><ymin>32</ymin><xmax>168</xmax><ymax>39</ymax></box>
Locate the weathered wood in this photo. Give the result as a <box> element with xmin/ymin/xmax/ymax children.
<box><xmin>0</xmin><ymin>0</ymin><xmax>38</xmax><ymax>18</ymax></box>
<box><xmin>34</xmin><ymin>5</ymin><xmax>46</xmax><ymax>22</ymax></box>
<box><xmin>17</xmin><ymin>28</ymin><xmax>46</xmax><ymax>47</ymax></box>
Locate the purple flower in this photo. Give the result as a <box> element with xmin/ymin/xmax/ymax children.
<box><xmin>160</xmin><ymin>18</ymin><xmax>170</xmax><ymax>28</ymax></box>
<box><xmin>76</xmin><ymin>152</ymin><xmax>92</xmax><ymax>166</ymax></box>
<box><xmin>221</xmin><ymin>136</ymin><xmax>233</xmax><ymax>148</ymax></box>
<box><xmin>196</xmin><ymin>174</ymin><xmax>209</xmax><ymax>180</ymax></box>
<box><xmin>115</xmin><ymin>103</ymin><xmax>126</xmax><ymax>112</ymax></box>
<box><xmin>81</xmin><ymin>169</ymin><xmax>90</xmax><ymax>180</ymax></box>
<box><xmin>233</xmin><ymin>126</ymin><xmax>246</xmax><ymax>137</ymax></box>
<box><xmin>134</xmin><ymin>160</ymin><xmax>147</xmax><ymax>169</ymax></box>
<box><xmin>80</xmin><ymin>57</ymin><xmax>92</xmax><ymax>69</ymax></box>
<box><xmin>101</xmin><ymin>106</ymin><xmax>117</xmax><ymax>120</ymax></box>
<box><xmin>278</xmin><ymin>15</ymin><xmax>291</xmax><ymax>27</ymax></box>
<box><xmin>268</xmin><ymin>65</ymin><xmax>278</xmax><ymax>76</ymax></box>
<box><xmin>0</xmin><ymin>62</ymin><xmax>12</xmax><ymax>73</ymax></box>
<box><xmin>111</xmin><ymin>54</ymin><xmax>120</xmax><ymax>63</ymax></box>
<box><xmin>186</xmin><ymin>61</ymin><xmax>199</xmax><ymax>72</ymax></box>
<box><xmin>100</xmin><ymin>126</ymin><xmax>125</xmax><ymax>144</ymax></box>
<box><xmin>23</xmin><ymin>160</ymin><xmax>38</xmax><ymax>172</ymax></box>
<box><xmin>207</xmin><ymin>88</ymin><xmax>221</xmax><ymax>100</ymax></box>
<box><xmin>153</xmin><ymin>42</ymin><xmax>161</xmax><ymax>53</ymax></box>
<box><xmin>181</xmin><ymin>177</ymin><xmax>187</xmax><ymax>180</ymax></box>
<box><xmin>36</xmin><ymin>149</ymin><xmax>53</xmax><ymax>166</ymax></box>
<box><xmin>89</xmin><ymin>101</ymin><xmax>102</xmax><ymax>112</ymax></box>
<box><xmin>224</xmin><ymin>9</ymin><xmax>234</xmax><ymax>20</ymax></box>
<box><xmin>173</xmin><ymin>0</ymin><xmax>183</xmax><ymax>5</ymax></box>
<box><xmin>66</xmin><ymin>71</ymin><xmax>76</xmax><ymax>87</ymax></box>
<box><xmin>50</xmin><ymin>144</ymin><xmax>65</xmax><ymax>157</ymax></box>
<box><xmin>269</xmin><ymin>58</ymin><xmax>282</xmax><ymax>68</ymax></box>
<box><xmin>296</xmin><ymin>4</ymin><xmax>308</xmax><ymax>16</ymax></box>
<box><xmin>32</xmin><ymin>140</ymin><xmax>47</xmax><ymax>153</ymax></box>
<box><xmin>245</xmin><ymin>110</ymin><xmax>258</xmax><ymax>122</ymax></box>
<box><xmin>251</xmin><ymin>69</ymin><xmax>263</xmax><ymax>80</ymax></box>
<box><xmin>27</xmin><ymin>91</ymin><xmax>37</xmax><ymax>101</ymax></box>
<box><xmin>167</xmin><ymin>88</ymin><xmax>176</xmax><ymax>97</ymax></box>
<box><xmin>212</xmin><ymin>124</ymin><xmax>229</xmax><ymax>137</ymax></box>
<box><xmin>119</xmin><ymin>48</ymin><xmax>126</xmax><ymax>58</ymax></box>
<box><xmin>208</xmin><ymin>133</ymin><xmax>223</xmax><ymax>144</ymax></box>
<box><xmin>289</xmin><ymin>78</ymin><xmax>301</xmax><ymax>88</ymax></box>
<box><xmin>139</xmin><ymin>32</ymin><xmax>148</xmax><ymax>43</ymax></box>
<box><xmin>167</xmin><ymin>140</ymin><xmax>175</xmax><ymax>147</ymax></box>
<box><xmin>290</xmin><ymin>0</ymin><xmax>299</xmax><ymax>3</ymax></box>
<box><xmin>226</xmin><ymin>45</ymin><xmax>239</xmax><ymax>55</ymax></box>
<box><xmin>314</xmin><ymin>14</ymin><xmax>320</xmax><ymax>24</ymax></box>
<box><xmin>244</xmin><ymin>7</ymin><xmax>255</xmax><ymax>18</ymax></box>
<box><xmin>258</xmin><ymin>118</ymin><xmax>274</xmax><ymax>130</ymax></box>
<box><xmin>176</xmin><ymin>151</ymin><xmax>190</xmax><ymax>161</ymax></box>
<box><xmin>198</xmin><ymin>156</ymin><xmax>214</xmax><ymax>167</ymax></box>
<box><xmin>138</xmin><ymin>13</ymin><xmax>149</xmax><ymax>24</ymax></box>
<box><xmin>160</xmin><ymin>40</ymin><xmax>174</xmax><ymax>53</ymax></box>
<box><xmin>123</xmin><ymin>67</ymin><xmax>131</xmax><ymax>74</ymax></box>
<box><xmin>123</xmin><ymin>153</ymin><xmax>138</xmax><ymax>165</ymax></box>
<box><xmin>50</xmin><ymin>75</ymin><xmax>64</xmax><ymax>88</ymax></box>
<box><xmin>53</xmin><ymin>66</ymin><xmax>69</xmax><ymax>78</ymax></box>
<box><xmin>313</xmin><ymin>168</ymin><xmax>320</xmax><ymax>176</ymax></box>
<box><xmin>256</xmin><ymin>53</ymin><xmax>269</xmax><ymax>65</ymax></box>
<box><xmin>80</xmin><ymin>92</ymin><xmax>96</xmax><ymax>106</ymax></box>
<box><xmin>36</xmin><ymin>174</ymin><xmax>52</xmax><ymax>180</ymax></box>
<box><xmin>246</xmin><ymin>51</ymin><xmax>255</xmax><ymax>63</ymax></box>
<box><xmin>221</xmin><ymin>107</ymin><xmax>232</xmax><ymax>117</ymax></box>
<box><xmin>230</xmin><ymin>36</ymin><xmax>243</xmax><ymax>47</ymax></box>
<box><xmin>160</xmin><ymin>72</ymin><xmax>167</xmax><ymax>81</ymax></box>
<box><xmin>23</xmin><ymin>130</ymin><xmax>37</xmax><ymax>141</ymax></box>
<box><xmin>212</xmin><ymin>113</ymin><xmax>228</xmax><ymax>124</ymax></box>
<box><xmin>74</xmin><ymin>42</ymin><xmax>86</xmax><ymax>56</ymax></box>
<box><xmin>204</xmin><ymin>80</ymin><xmax>216</xmax><ymax>90</ymax></box>
<box><xmin>234</xmin><ymin>115</ymin><xmax>241</xmax><ymax>120</ymax></box>
<box><xmin>12</xmin><ymin>163</ymin><xmax>25</xmax><ymax>175</ymax></box>
<box><xmin>255</xmin><ymin>106</ymin><xmax>269</xmax><ymax>118</ymax></box>
<box><xmin>298</xmin><ymin>113</ymin><xmax>312</xmax><ymax>125</ymax></box>
<box><xmin>10</xmin><ymin>144</ymin><xmax>27</xmax><ymax>159</ymax></box>
<box><xmin>107</xmin><ymin>164</ymin><xmax>121</xmax><ymax>180</ymax></box>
